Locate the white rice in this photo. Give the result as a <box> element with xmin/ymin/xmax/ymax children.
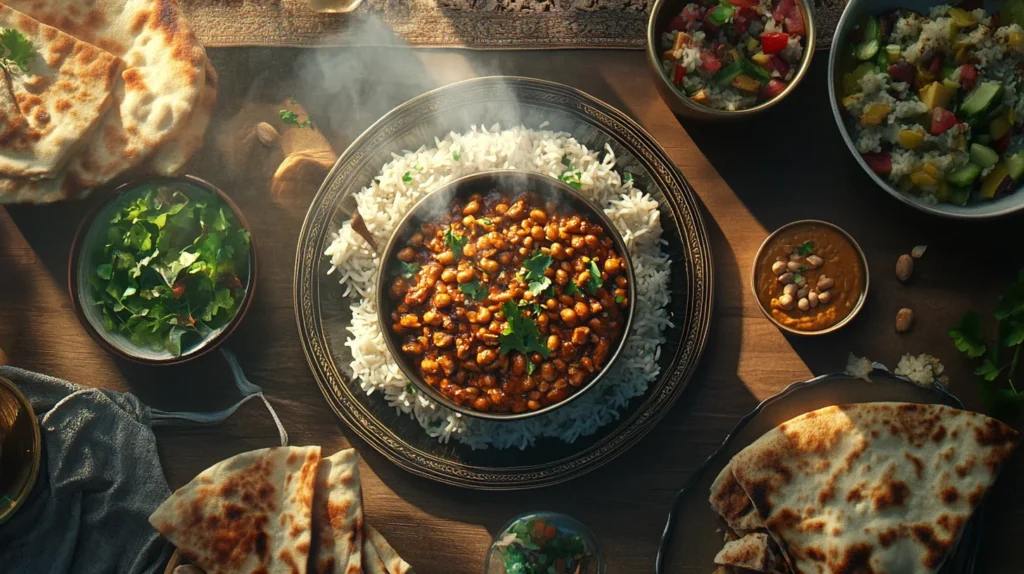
<box><xmin>323</xmin><ymin>124</ymin><xmax>672</xmax><ymax>450</ymax></box>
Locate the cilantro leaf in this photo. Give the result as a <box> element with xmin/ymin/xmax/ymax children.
<box><xmin>478</xmin><ymin>218</ymin><xmax>492</xmax><ymax>226</ymax></box>
<box><xmin>565</xmin><ymin>281</ymin><xmax>582</xmax><ymax>297</ymax></box>
<box><xmin>393</xmin><ymin>261</ymin><xmax>419</xmax><ymax>279</ymax></box>
<box><xmin>1003</xmin><ymin>319</ymin><xmax>1024</xmax><ymax>348</ymax></box>
<box><xmin>796</xmin><ymin>241</ymin><xmax>815</xmax><ymax>256</ymax></box>
<box><xmin>994</xmin><ymin>279</ymin><xmax>1024</xmax><ymax>319</ymax></box>
<box><xmin>561</xmin><ymin>155</ymin><xmax>572</xmax><ymax>167</ymax></box>
<box><xmin>96</xmin><ymin>263</ymin><xmax>113</xmax><ymax>281</ymax></box>
<box><xmin>585</xmin><ymin>260</ymin><xmax>603</xmax><ymax>295</ymax></box>
<box><xmin>521</xmin><ymin>250</ymin><xmax>553</xmax><ymax>296</ymax></box>
<box><xmin>444</xmin><ymin>226</ymin><xmax>467</xmax><ymax>261</ymax></box>
<box><xmin>559</xmin><ymin>169</ymin><xmax>582</xmax><ymax>190</ymax></box>
<box><xmin>615</xmin><ymin>295</ymin><xmax>625</xmax><ymax>304</ymax></box>
<box><xmin>402</xmin><ymin>171</ymin><xmax>413</xmax><ymax>184</ymax></box>
<box><xmin>793</xmin><ymin>273</ymin><xmax>804</xmax><ymax>284</ymax></box>
<box><xmin>975</xmin><ymin>359</ymin><xmax>1006</xmax><ymax>382</ymax></box>
<box><xmin>459</xmin><ymin>279</ymin><xmax>488</xmax><ymax>302</ymax></box>
<box><xmin>623</xmin><ymin>172</ymin><xmax>634</xmax><ymax>184</ymax></box>
<box><xmin>453</xmin><ymin>150</ymin><xmax>461</xmax><ymax>161</ymax></box>
<box><xmin>0</xmin><ymin>29</ymin><xmax>34</xmax><ymax>73</ymax></box>
<box><xmin>499</xmin><ymin>301</ymin><xmax>550</xmax><ymax>359</ymax></box>
<box><xmin>949</xmin><ymin>311</ymin><xmax>987</xmax><ymax>358</ymax></box>
<box><xmin>279</xmin><ymin>109</ymin><xmax>314</xmax><ymax>129</ymax></box>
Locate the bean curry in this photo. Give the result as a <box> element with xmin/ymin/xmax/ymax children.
<box><xmin>386</xmin><ymin>191</ymin><xmax>631</xmax><ymax>414</ymax></box>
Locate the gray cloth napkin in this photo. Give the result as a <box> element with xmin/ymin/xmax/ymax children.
<box><xmin>0</xmin><ymin>350</ymin><xmax>287</xmax><ymax>574</ymax></box>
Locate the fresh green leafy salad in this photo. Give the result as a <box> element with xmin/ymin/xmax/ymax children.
<box><xmin>88</xmin><ymin>185</ymin><xmax>251</xmax><ymax>356</ymax></box>
<box><xmin>495</xmin><ymin>517</ymin><xmax>591</xmax><ymax>574</ymax></box>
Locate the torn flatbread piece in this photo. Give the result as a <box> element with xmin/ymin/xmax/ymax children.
<box><xmin>714</xmin><ymin>532</ymin><xmax>782</xmax><ymax>573</ymax></box>
<box><xmin>363</xmin><ymin>525</ymin><xmax>413</xmax><ymax>574</ymax></box>
<box><xmin>729</xmin><ymin>403</ymin><xmax>1018</xmax><ymax>574</ymax></box>
<box><xmin>149</xmin><ymin>446</ymin><xmax>321</xmax><ymax>574</ymax></box>
<box><xmin>312</xmin><ymin>448</ymin><xmax>363</xmax><ymax>574</ymax></box>
<box><xmin>710</xmin><ymin>461</ymin><xmax>765</xmax><ymax>533</ymax></box>
<box><xmin>0</xmin><ymin>6</ymin><xmax>122</xmax><ymax>179</ymax></box>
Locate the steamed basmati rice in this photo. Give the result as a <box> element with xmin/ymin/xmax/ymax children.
<box><xmin>323</xmin><ymin>124</ymin><xmax>673</xmax><ymax>450</ymax></box>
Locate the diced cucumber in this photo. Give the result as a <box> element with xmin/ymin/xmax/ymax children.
<box><xmin>885</xmin><ymin>44</ymin><xmax>902</xmax><ymax>63</ymax></box>
<box><xmin>948</xmin><ymin>163</ymin><xmax>983</xmax><ymax>187</ymax></box>
<box><xmin>970</xmin><ymin>143</ymin><xmax>1000</xmax><ymax>168</ymax></box>
<box><xmin>857</xmin><ymin>39</ymin><xmax>880</xmax><ymax>61</ymax></box>
<box><xmin>856</xmin><ymin>16</ymin><xmax>881</xmax><ymax>61</ymax></box>
<box><xmin>948</xmin><ymin>186</ymin><xmax>972</xmax><ymax>206</ymax></box>
<box><xmin>1006</xmin><ymin>151</ymin><xmax>1024</xmax><ymax>181</ymax></box>
<box><xmin>962</xmin><ymin>82</ymin><xmax>1003</xmax><ymax>116</ymax></box>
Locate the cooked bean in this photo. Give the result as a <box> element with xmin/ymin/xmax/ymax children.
<box><xmin>463</xmin><ymin>200</ymin><xmax>481</xmax><ymax>215</ymax></box>
<box><xmin>547</xmin><ymin>335</ymin><xmax>560</xmax><ymax>351</ymax></box>
<box><xmin>399</xmin><ymin>314</ymin><xmax>421</xmax><ymax>328</ymax></box>
<box><xmin>817</xmin><ymin>276</ymin><xmax>834</xmax><ymax>291</ymax></box>
<box><xmin>818</xmin><ymin>290</ymin><xmax>832</xmax><ymax>304</ymax></box>
<box><xmin>433</xmin><ymin>293</ymin><xmax>452</xmax><ymax>308</ymax></box>
<box><xmin>896</xmin><ymin>254</ymin><xmax>913</xmax><ymax>282</ymax></box>
<box><xmin>437</xmin><ymin>251</ymin><xmax>455</xmax><ymax>265</ymax></box>
<box><xmin>479</xmin><ymin>258</ymin><xmax>499</xmax><ymax>274</ymax></box>
<box><xmin>808</xmin><ymin>292</ymin><xmax>819</xmax><ymax>309</ymax></box>
<box><xmin>778</xmin><ymin>272</ymin><xmax>794</xmax><ymax>285</ymax></box>
<box><xmin>798</xmin><ymin>298</ymin><xmax>810</xmax><ymax>312</ymax></box>
<box><xmin>477</xmin><ymin>348</ymin><xmax>498</xmax><ymax>365</ymax></box>
<box><xmin>584</xmin><ymin>235</ymin><xmax>599</xmax><ymax>248</ymax></box>
<box><xmin>572</xmin><ymin>327</ymin><xmax>590</xmax><ymax>345</ymax></box>
<box><xmin>433</xmin><ymin>332</ymin><xmax>454</xmax><ymax>347</ymax></box>
<box><xmin>560</xmin><ymin>308</ymin><xmax>578</xmax><ymax>325</ymax></box>
<box><xmin>555</xmin><ymin>269</ymin><xmax>569</xmax><ymax>285</ymax></box>
<box><xmin>783</xmin><ymin>283</ymin><xmax>798</xmax><ymax>297</ymax></box>
<box><xmin>772</xmin><ymin>261</ymin><xmax>787</xmax><ymax>275</ymax></box>
<box><xmin>574</xmin><ymin>302</ymin><xmax>590</xmax><ymax>321</ymax></box>
<box><xmin>456</xmin><ymin>268</ymin><xmax>476</xmax><ymax>283</ymax></box>
<box><xmin>806</xmin><ymin>255</ymin><xmax>824</xmax><ymax>269</ymax></box>
<box><xmin>463</xmin><ymin>243</ymin><xmax>478</xmax><ymax>258</ymax></box>
<box><xmin>397</xmin><ymin>247</ymin><xmax>416</xmax><ymax>263</ymax></box>
<box><xmin>421</xmin><ymin>359</ymin><xmax>439</xmax><ymax>373</ymax></box>
<box><xmin>402</xmin><ymin>341</ymin><xmax>424</xmax><ymax>355</ymax></box>
<box><xmin>778</xmin><ymin>293</ymin><xmax>795</xmax><ymax>310</ymax></box>
<box><xmin>604</xmin><ymin>258</ymin><xmax>621</xmax><ymax>275</ymax></box>
<box><xmin>540</xmin><ymin>362</ymin><xmax>556</xmax><ymax>382</ymax></box>
<box><xmin>423</xmin><ymin>310</ymin><xmax>443</xmax><ymax>326</ymax></box>
<box><xmin>529</xmin><ymin>209</ymin><xmax>547</xmax><ymax>224</ymax></box>
<box><xmin>472</xmin><ymin>397</ymin><xmax>491</xmax><ymax>412</ymax></box>
<box><xmin>441</xmin><ymin>267</ymin><xmax>457</xmax><ymax>283</ymax></box>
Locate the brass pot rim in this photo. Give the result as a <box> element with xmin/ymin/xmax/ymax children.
<box><xmin>0</xmin><ymin>375</ymin><xmax>41</xmax><ymax>526</ymax></box>
<box><xmin>749</xmin><ymin>219</ymin><xmax>870</xmax><ymax>336</ymax></box>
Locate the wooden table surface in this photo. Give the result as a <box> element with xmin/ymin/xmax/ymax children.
<box><xmin>2</xmin><ymin>46</ymin><xmax>1022</xmax><ymax>573</ymax></box>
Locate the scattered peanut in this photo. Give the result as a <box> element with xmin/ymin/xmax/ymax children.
<box><xmin>779</xmin><ymin>272</ymin><xmax>795</xmax><ymax>285</ymax></box>
<box><xmin>797</xmin><ymin>286</ymin><xmax>809</xmax><ymax>298</ymax></box>
<box><xmin>787</xmin><ymin>260</ymin><xmax>803</xmax><ymax>273</ymax></box>
<box><xmin>896</xmin><ymin>254</ymin><xmax>914</xmax><ymax>282</ymax></box>
<box><xmin>895</xmin><ymin>307</ymin><xmax>915</xmax><ymax>333</ymax></box>
<box><xmin>818</xmin><ymin>290</ymin><xmax>832</xmax><ymax>304</ymax></box>
<box><xmin>778</xmin><ymin>293</ymin><xmax>795</xmax><ymax>310</ymax></box>
<box><xmin>911</xmin><ymin>245</ymin><xmax>927</xmax><ymax>259</ymax></box>
<box><xmin>817</xmin><ymin>276</ymin><xmax>834</xmax><ymax>291</ymax></box>
<box><xmin>808</xmin><ymin>291</ymin><xmax>819</xmax><ymax>308</ymax></box>
<box><xmin>798</xmin><ymin>297</ymin><xmax>810</xmax><ymax>311</ymax></box>
<box><xmin>783</xmin><ymin>283</ymin><xmax>798</xmax><ymax>297</ymax></box>
<box><xmin>772</xmin><ymin>261</ymin><xmax>787</xmax><ymax>275</ymax></box>
<box><xmin>806</xmin><ymin>255</ymin><xmax>824</xmax><ymax>269</ymax></box>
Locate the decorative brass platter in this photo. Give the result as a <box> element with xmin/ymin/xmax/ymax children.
<box><xmin>294</xmin><ymin>77</ymin><xmax>714</xmax><ymax>489</ymax></box>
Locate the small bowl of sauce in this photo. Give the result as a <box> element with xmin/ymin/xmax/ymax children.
<box><xmin>751</xmin><ymin>220</ymin><xmax>869</xmax><ymax>335</ymax></box>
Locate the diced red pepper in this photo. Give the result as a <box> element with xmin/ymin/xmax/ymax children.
<box><xmin>959</xmin><ymin>64</ymin><xmax>978</xmax><ymax>92</ymax></box>
<box><xmin>774</xmin><ymin>0</ymin><xmax>805</xmax><ymax>34</ymax></box>
<box><xmin>726</xmin><ymin>0</ymin><xmax>759</xmax><ymax>7</ymax></box>
<box><xmin>700</xmin><ymin>51</ymin><xmax>722</xmax><ymax>73</ymax></box>
<box><xmin>172</xmin><ymin>281</ymin><xmax>187</xmax><ymax>298</ymax></box>
<box><xmin>929</xmin><ymin>107</ymin><xmax>957</xmax><ymax>135</ymax></box>
<box><xmin>673</xmin><ymin>63</ymin><xmax>685</xmax><ymax>85</ymax></box>
<box><xmin>669</xmin><ymin>15</ymin><xmax>688</xmax><ymax>30</ymax></box>
<box><xmin>737</xmin><ymin>6</ymin><xmax>758</xmax><ymax>19</ymax></box>
<box><xmin>887</xmin><ymin>62</ymin><xmax>916</xmax><ymax>84</ymax></box>
<box><xmin>769</xmin><ymin>54</ymin><xmax>790</xmax><ymax>77</ymax></box>
<box><xmin>862</xmin><ymin>152</ymin><xmax>892</xmax><ymax>175</ymax></box>
<box><xmin>928</xmin><ymin>54</ymin><xmax>943</xmax><ymax>76</ymax></box>
<box><xmin>761</xmin><ymin>79</ymin><xmax>787</xmax><ymax>100</ymax></box>
<box><xmin>772</xmin><ymin>0</ymin><xmax>790</xmax><ymax>21</ymax></box>
<box><xmin>682</xmin><ymin>4</ymin><xmax>704</xmax><ymax>21</ymax></box>
<box><xmin>761</xmin><ymin>32</ymin><xmax>790</xmax><ymax>54</ymax></box>
<box><xmin>995</xmin><ymin>132</ymin><xmax>1012</xmax><ymax>153</ymax></box>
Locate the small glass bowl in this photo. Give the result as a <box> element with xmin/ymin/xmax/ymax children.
<box><xmin>485</xmin><ymin>511</ymin><xmax>605</xmax><ymax>574</ymax></box>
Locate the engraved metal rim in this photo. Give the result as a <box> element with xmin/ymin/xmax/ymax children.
<box><xmin>749</xmin><ymin>219</ymin><xmax>870</xmax><ymax>336</ymax></box>
<box><xmin>373</xmin><ymin>170</ymin><xmax>638</xmax><ymax>421</ymax></box>
<box><xmin>0</xmin><ymin>376</ymin><xmax>41</xmax><ymax>526</ymax></box>
<box><xmin>293</xmin><ymin>76</ymin><xmax>715</xmax><ymax>489</ymax></box>
<box><xmin>654</xmin><ymin>370</ymin><xmax>981</xmax><ymax>574</ymax></box>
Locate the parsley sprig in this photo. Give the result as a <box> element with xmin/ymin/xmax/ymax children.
<box><xmin>0</xmin><ymin>29</ymin><xmax>34</xmax><ymax>73</ymax></box>
<box><xmin>459</xmin><ymin>279</ymin><xmax>488</xmax><ymax>302</ymax></box>
<box><xmin>559</xmin><ymin>169</ymin><xmax>582</xmax><ymax>190</ymax></box>
<box><xmin>796</xmin><ymin>241</ymin><xmax>815</xmax><ymax>256</ymax></box>
<box><xmin>499</xmin><ymin>301</ymin><xmax>550</xmax><ymax>360</ymax></box>
<box><xmin>949</xmin><ymin>270</ymin><xmax>1024</xmax><ymax>418</ymax></box>
<box><xmin>279</xmin><ymin>108</ymin><xmax>314</xmax><ymax>130</ymax></box>
<box><xmin>584</xmin><ymin>260</ymin><xmax>603</xmax><ymax>295</ymax></box>
<box><xmin>521</xmin><ymin>250</ymin><xmax>553</xmax><ymax>296</ymax></box>
<box><xmin>444</xmin><ymin>226</ymin><xmax>467</xmax><ymax>261</ymax></box>
<box><xmin>393</xmin><ymin>262</ymin><xmax>419</xmax><ymax>279</ymax></box>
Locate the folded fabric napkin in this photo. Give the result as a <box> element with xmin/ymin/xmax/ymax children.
<box><xmin>0</xmin><ymin>350</ymin><xmax>286</xmax><ymax>574</ymax></box>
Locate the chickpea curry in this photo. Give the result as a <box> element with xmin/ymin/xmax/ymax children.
<box><xmin>755</xmin><ymin>222</ymin><xmax>866</xmax><ymax>333</ymax></box>
<box><xmin>386</xmin><ymin>191</ymin><xmax>631</xmax><ymax>414</ymax></box>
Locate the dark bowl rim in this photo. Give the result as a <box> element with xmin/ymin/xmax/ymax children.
<box><xmin>0</xmin><ymin>375</ymin><xmax>41</xmax><ymax>526</ymax></box>
<box><xmin>67</xmin><ymin>174</ymin><xmax>258</xmax><ymax>366</ymax></box>
<box><xmin>373</xmin><ymin>170</ymin><xmax>638</xmax><ymax>421</ymax></box>
<box><xmin>749</xmin><ymin>218</ymin><xmax>870</xmax><ymax>336</ymax></box>
<box><xmin>646</xmin><ymin>0</ymin><xmax>817</xmax><ymax>119</ymax></box>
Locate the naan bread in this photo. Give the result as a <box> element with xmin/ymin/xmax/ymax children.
<box><xmin>710</xmin><ymin>462</ymin><xmax>765</xmax><ymax>533</ymax></box>
<box><xmin>728</xmin><ymin>403</ymin><xmax>1018</xmax><ymax>574</ymax></box>
<box><xmin>312</xmin><ymin>448</ymin><xmax>363</xmax><ymax>574</ymax></box>
<box><xmin>714</xmin><ymin>532</ymin><xmax>781</xmax><ymax>572</ymax></box>
<box><xmin>146</xmin><ymin>57</ymin><xmax>218</xmax><ymax>176</ymax></box>
<box><xmin>363</xmin><ymin>526</ymin><xmax>413</xmax><ymax>574</ymax></box>
<box><xmin>149</xmin><ymin>446</ymin><xmax>321</xmax><ymax>574</ymax></box>
<box><xmin>0</xmin><ymin>6</ymin><xmax>122</xmax><ymax>178</ymax></box>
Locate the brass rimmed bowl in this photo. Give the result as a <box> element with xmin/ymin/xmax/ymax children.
<box><xmin>647</xmin><ymin>0</ymin><xmax>816</xmax><ymax>120</ymax></box>
<box><xmin>69</xmin><ymin>175</ymin><xmax>257</xmax><ymax>366</ymax></box>
<box><xmin>375</xmin><ymin>170</ymin><xmax>637</xmax><ymax>421</ymax></box>
<box><xmin>750</xmin><ymin>219</ymin><xmax>870</xmax><ymax>336</ymax></box>
<box><xmin>0</xmin><ymin>376</ymin><xmax>41</xmax><ymax>525</ymax></box>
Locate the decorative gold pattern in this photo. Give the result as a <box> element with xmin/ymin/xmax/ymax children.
<box><xmin>294</xmin><ymin>77</ymin><xmax>714</xmax><ymax>489</ymax></box>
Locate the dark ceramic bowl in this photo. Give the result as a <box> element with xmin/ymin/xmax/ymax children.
<box><xmin>375</xmin><ymin>170</ymin><xmax>637</xmax><ymax>421</ymax></box>
<box><xmin>69</xmin><ymin>175</ymin><xmax>257</xmax><ymax>365</ymax></box>
<box><xmin>647</xmin><ymin>0</ymin><xmax>816</xmax><ymax>120</ymax></box>
<box><xmin>0</xmin><ymin>376</ymin><xmax>41</xmax><ymax>525</ymax></box>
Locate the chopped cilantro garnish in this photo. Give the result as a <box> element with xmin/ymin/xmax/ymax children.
<box><xmin>623</xmin><ymin>172</ymin><xmax>634</xmax><ymax>184</ymax></box>
<box><xmin>478</xmin><ymin>218</ymin><xmax>492</xmax><ymax>225</ymax></box>
<box><xmin>444</xmin><ymin>226</ymin><xmax>467</xmax><ymax>261</ymax></box>
<box><xmin>521</xmin><ymin>250</ymin><xmax>553</xmax><ymax>296</ymax></box>
<box><xmin>561</xmin><ymin>155</ymin><xmax>572</xmax><ymax>167</ymax></box>
<box><xmin>565</xmin><ymin>280</ymin><xmax>582</xmax><ymax>297</ymax></box>
<box><xmin>459</xmin><ymin>279</ymin><xmax>488</xmax><ymax>302</ymax></box>
<box><xmin>453</xmin><ymin>150</ymin><xmax>461</xmax><ymax>161</ymax></box>
<box><xmin>585</xmin><ymin>260</ymin><xmax>603</xmax><ymax>295</ymax></box>
<box><xmin>796</xmin><ymin>241</ymin><xmax>815</xmax><ymax>256</ymax></box>
<box><xmin>559</xmin><ymin>170</ymin><xmax>582</xmax><ymax>190</ymax></box>
<box><xmin>402</xmin><ymin>171</ymin><xmax>413</xmax><ymax>184</ymax></box>
<box><xmin>393</xmin><ymin>261</ymin><xmax>419</xmax><ymax>279</ymax></box>
<box><xmin>279</xmin><ymin>109</ymin><xmax>314</xmax><ymax>129</ymax></box>
<box><xmin>615</xmin><ymin>295</ymin><xmax>625</xmax><ymax>304</ymax></box>
<box><xmin>793</xmin><ymin>273</ymin><xmax>805</xmax><ymax>284</ymax></box>
<box><xmin>0</xmin><ymin>29</ymin><xmax>34</xmax><ymax>73</ymax></box>
<box><xmin>499</xmin><ymin>301</ymin><xmax>550</xmax><ymax>359</ymax></box>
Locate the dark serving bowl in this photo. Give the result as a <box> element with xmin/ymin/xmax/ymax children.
<box><xmin>69</xmin><ymin>175</ymin><xmax>257</xmax><ymax>366</ymax></box>
<box><xmin>0</xmin><ymin>376</ymin><xmax>41</xmax><ymax>525</ymax></box>
<box><xmin>647</xmin><ymin>0</ymin><xmax>816</xmax><ymax>120</ymax></box>
<box><xmin>375</xmin><ymin>170</ymin><xmax>637</xmax><ymax>421</ymax></box>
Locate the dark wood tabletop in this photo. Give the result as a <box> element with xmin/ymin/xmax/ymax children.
<box><xmin>1</xmin><ymin>46</ymin><xmax>1022</xmax><ymax>573</ymax></box>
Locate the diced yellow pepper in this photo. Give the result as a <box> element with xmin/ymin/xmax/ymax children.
<box><xmin>747</xmin><ymin>37</ymin><xmax>760</xmax><ymax>53</ymax></box>
<box><xmin>1006</xmin><ymin>107</ymin><xmax>1017</xmax><ymax>126</ymax></box>
<box><xmin>949</xmin><ymin>7</ymin><xmax>978</xmax><ymax>28</ymax></box>
<box><xmin>731</xmin><ymin>74</ymin><xmax>762</xmax><ymax>94</ymax></box>
<box><xmin>898</xmin><ymin>129</ymin><xmax>925</xmax><ymax>149</ymax></box>
<box><xmin>956</xmin><ymin>134</ymin><xmax>967</xmax><ymax>151</ymax></box>
<box><xmin>842</xmin><ymin>93</ymin><xmax>864</xmax><ymax>110</ymax></box>
<box><xmin>752</xmin><ymin>51</ymin><xmax>772</xmax><ymax>65</ymax></box>
<box><xmin>729</xmin><ymin>49</ymin><xmax>741</xmax><ymax>63</ymax></box>
<box><xmin>922</xmin><ymin>162</ymin><xmax>941</xmax><ymax>180</ymax></box>
<box><xmin>910</xmin><ymin>170</ymin><xmax>939</xmax><ymax>189</ymax></box>
<box><xmin>914</xmin><ymin>70</ymin><xmax>936</xmax><ymax>91</ymax></box>
<box><xmin>955</xmin><ymin>45</ymin><xmax>970</xmax><ymax>63</ymax></box>
<box><xmin>663</xmin><ymin>49</ymin><xmax>680</xmax><ymax>61</ymax></box>
<box><xmin>673</xmin><ymin>32</ymin><xmax>689</xmax><ymax>51</ymax></box>
<box><xmin>919</xmin><ymin>81</ymin><xmax>956</xmax><ymax>111</ymax></box>
<box><xmin>991</xmin><ymin>116</ymin><xmax>1011</xmax><ymax>141</ymax></box>
<box><xmin>1010</xmin><ymin>31</ymin><xmax>1024</xmax><ymax>47</ymax></box>
<box><xmin>981</xmin><ymin>162</ymin><xmax>1009</xmax><ymax>198</ymax></box>
<box><xmin>885</xmin><ymin>45</ymin><xmax>902</xmax><ymax>63</ymax></box>
<box><xmin>691</xmin><ymin>89</ymin><xmax>708</xmax><ymax>104</ymax></box>
<box><xmin>860</xmin><ymin>103</ymin><xmax>892</xmax><ymax>126</ymax></box>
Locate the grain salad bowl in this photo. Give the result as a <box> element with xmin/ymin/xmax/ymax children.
<box><xmin>647</xmin><ymin>0</ymin><xmax>816</xmax><ymax>120</ymax></box>
<box><xmin>829</xmin><ymin>0</ymin><xmax>1024</xmax><ymax>218</ymax></box>
<box><xmin>69</xmin><ymin>176</ymin><xmax>257</xmax><ymax>366</ymax></box>
<box><xmin>375</xmin><ymin>170</ymin><xmax>637</xmax><ymax>422</ymax></box>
